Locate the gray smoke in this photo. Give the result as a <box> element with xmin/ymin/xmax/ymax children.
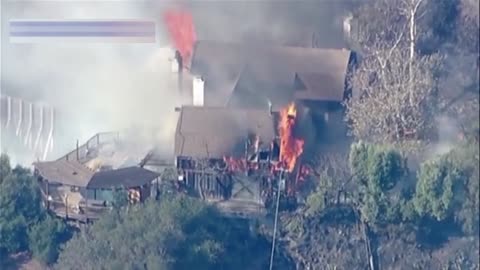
<box><xmin>1</xmin><ymin>1</ymin><xmax>183</xmax><ymax>166</ymax></box>
<box><xmin>426</xmin><ymin>116</ymin><xmax>460</xmax><ymax>159</ymax></box>
<box><xmin>1</xmin><ymin>1</ymin><xmax>357</xmax><ymax>166</ymax></box>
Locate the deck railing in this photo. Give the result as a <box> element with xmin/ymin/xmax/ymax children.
<box><xmin>0</xmin><ymin>94</ymin><xmax>55</xmax><ymax>160</ymax></box>
<box><xmin>39</xmin><ymin>187</ymin><xmax>110</xmax><ymax>222</ymax></box>
<box><xmin>57</xmin><ymin>131</ymin><xmax>120</xmax><ymax>163</ymax></box>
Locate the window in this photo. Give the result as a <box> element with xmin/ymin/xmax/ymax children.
<box><xmin>95</xmin><ymin>189</ymin><xmax>114</xmax><ymax>202</ymax></box>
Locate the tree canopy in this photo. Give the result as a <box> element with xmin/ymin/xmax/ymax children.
<box><xmin>414</xmin><ymin>142</ymin><xmax>479</xmax><ymax>234</ymax></box>
<box><xmin>349</xmin><ymin>142</ymin><xmax>412</xmax><ymax>225</ymax></box>
<box><xmin>0</xmin><ymin>154</ymin><xmax>72</xmax><ymax>266</ymax></box>
<box><xmin>55</xmin><ymin>195</ymin><xmax>272</xmax><ymax>270</ymax></box>
<box><xmin>0</xmin><ymin>156</ymin><xmax>44</xmax><ymax>255</ymax></box>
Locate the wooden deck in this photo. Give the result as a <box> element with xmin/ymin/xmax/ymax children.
<box><xmin>40</xmin><ymin>188</ymin><xmax>109</xmax><ymax>222</ymax></box>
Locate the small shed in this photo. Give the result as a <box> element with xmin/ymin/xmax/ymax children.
<box><xmin>33</xmin><ymin>159</ymin><xmax>159</xmax><ymax>222</ymax></box>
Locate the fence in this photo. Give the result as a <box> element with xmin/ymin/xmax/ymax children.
<box><xmin>0</xmin><ymin>94</ymin><xmax>55</xmax><ymax>160</ymax></box>
<box><xmin>57</xmin><ymin>131</ymin><xmax>120</xmax><ymax>163</ymax></box>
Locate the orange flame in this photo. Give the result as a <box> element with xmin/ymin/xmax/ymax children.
<box><xmin>223</xmin><ymin>156</ymin><xmax>241</xmax><ymax>172</ymax></box>
<box><xmin>163</xmin><ymin>9</ymin><xmax>196</xmax><ymax>64</ymax></box>
<box><xmin>222</xmin><ymin>103</ymin><xmax>304</xmax><ymax>175</ymax></box>
<box><xmin>278</xmin><ymin>103</ymin><xmax>304</xmax><ymax>172</ymax></box>
<box><xmin>297</xmin><ymin>165</ymin><xmax>311</xmax><ymax>182</ymax></box>
<box><xmin>223</xmin><ymin>156</ymin><xmax>262</xmax><ymax>172</ymax></box>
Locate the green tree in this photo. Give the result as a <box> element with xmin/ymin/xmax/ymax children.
<box><xmin>0</xmin><ymin>153</ymin><xmax>11</xmax><ymax>184</ymax></box>
<box><xmin>0</xmin><ymin>165</ymin><xmax>44</xmax><ymax>254</ymax></box>
<box><xmin>414</xmin><ymin>157</ymin><xmax>462</xmax><ymax>221</ymax></box>
<box><xmin>415</xmin><ymin>142</ymin><xmax>480</xmax><ymax>234</ymax></box>
<box><xmin>56</xmin><ymin>195</ymin><xmax>271</xmax><ymax>270</ymax></box>
<box><xmin>28</xmin><ymin>214</ymin><xmax>72</xmax><ymax>265</ymax></box>
<box><xmin>349</xmin><ymin>142</ymin><xmax>411</xmax><ymax>225</ymax></box>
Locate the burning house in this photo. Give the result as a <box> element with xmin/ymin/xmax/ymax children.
<box><xmin>165</xmin><ymin>16</ymin><xmax>357</xmax><ymax>215</ymax></box>
<box><xmin>174</xmin><ymin>104</ymin><xmax>307</xmax><ymax>216</ymax></box>
<box><xmin>170</xmin><ymin>41</ymin><xmax>356</xmax><ymax>144</ymax></box>
<box><xmin>174</xmin><ymin>106</ymin><xmax>277</xmax><ymax>216</ymax></box>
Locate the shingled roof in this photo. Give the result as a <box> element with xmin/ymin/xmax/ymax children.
<box><xmin>34</xmin><ymin>160</ymin><xmax>95</xmax><ymax>187</ymax></box>
<box><xmin>87</xmin><ymin>167</ymin><xmax>159</xmax><ymax>189</ymax></box>
<box><xmin>189</xmin><ymin>40</ymin><xmax>352</xmax><ymax>107</ymax></box>
<box><xmin>175</xmin><ymin>106</ymin><xmax>276</xmax><ymax>159</ymax></box>
<box><xmin>294</xmin><ymin>72</ymin><xmax>346</xmax><ymax>101</ymax></box>
<box><xmin>34</xmin><ymin>160</ymin><xmax>158</xmax><ymax>188</ymax></box>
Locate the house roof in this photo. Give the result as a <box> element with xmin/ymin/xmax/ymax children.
<box><xmin>34</xmin><ymin>160</ymin><xmax>95</xmax><ymax>187</ymax></box>
<box><xmin>294</xmin><ymin>72</ymin><xmax>346</xmax><ymax>101</ymax></box>
<box><xmin>34</xmin><ymin>160</ymin><xmax>158</xmax><ymax>189</ymax></box>
<box><xmin>87</xmin><ymin>167</ymin><xmax>159</xmax><ymax>189</ymax></box>
<box><xmin>189</xmin><ymin>40</ymin><xmax>352</xmax><ymax>107</ymax></box>
<box><xmin>175</xmin><ymin>106</ymin><xmax>276</xmax><ymax>159</ymax></box>
<box><xmin>190</xmin><ymin>41</ymin><xmax>246</xmax><ymax>106</ymax></box>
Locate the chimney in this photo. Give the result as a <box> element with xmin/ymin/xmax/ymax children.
<box><xmin>76</xmin><ymin>139</ymin><xmax>79</xmax><ymax>161</ymax></box>
<box><xmin>173</xmin><ymin>50</ymin><xmax>183</xmax><ymax>94</ymax></box>
<box><xmin>268</xmin><ymin>101</ymin><xmax>273</xmax><ymax>116</ymax></box>
<box><xmin>192</xmin><ymin>76</ymin><xmax>205</xmax><ymax>106</ymax></box>
<box><xmin>343</xmin><ymin>14</ymin><xmax>353</xmax><ymax>42</ymax></box>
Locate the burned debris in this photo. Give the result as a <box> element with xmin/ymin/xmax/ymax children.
<box><xmin>173</xmin><ymin>105</ymin><xmax>307</xmax><ymax>216</ymax></box>
<box><xmin>165</xmin><ymin>38</ymin><xmax>357</xmax><ymax>217</ymax></box>
<box><xmin>157</xmin><ymin>34</ymin><xmax>358</xmax><ymax>218</ymax></box>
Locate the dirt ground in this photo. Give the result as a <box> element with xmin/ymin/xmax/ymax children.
<box><xmin>4</xmin><ymin>252</ymin><xmax>48</xmax><ymax>270</ymax></box>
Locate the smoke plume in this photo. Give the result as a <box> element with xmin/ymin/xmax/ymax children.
<box><xmin>1</xmin><ymin>1</ymin><xmax>183</xmax><ymax>166</ymax></box>
<box><xmin>1</xmin><ymin>1</ymin><xmax>356</xmax><ymax>166</ymax></box>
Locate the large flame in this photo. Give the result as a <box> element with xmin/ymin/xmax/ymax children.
<box><xmin>223</xmin><ymin>156</ymin><xmax>246</xmax><ymax>172</ymax></box>
<box><xmin>278</xmin><ymin>103</ymin><xmax>304</xmax><ymax>172</ymax></box>
<box><xmin>163</xmin><ymin>9</ymin><xmax>197</xmax><ymax>64</ymax></box>
<box><xmin>222</xmin><ymin>103</ymin><xmax>304</xmax><ymax>174</ymax></box>
<box><xmin>223</xmin><ymin>156</ymin><xmax>259</xmax><ymax>172</ymax></box>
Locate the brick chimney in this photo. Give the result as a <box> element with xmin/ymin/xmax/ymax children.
<box><xmin>192</xmin><ymin>76</ymin><xmax>205</xmax><ymax>106</ymax></box>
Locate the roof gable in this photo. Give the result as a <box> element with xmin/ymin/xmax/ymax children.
<box><xmin>175</xmin><ymin>106</ymin><xmax>276</xmax><ymax>158</ymax></box>
<box><xmin>34</xmin><ymin>160</ymin><xmax>95</xmax><ymax>187</ymax></box>
<box><xmin>190</xmin><ymin>40</ymin><xmax>352</xmax><ymax>105</ymax></box>
<box><xmin>294</xmin><ymin>72</ymin><xmax>345</xmax><ymax>101</ymax></box>
<box><xmin>34</xmin><ymin>160</ymin><xmax>158</xmax><ymax>189</ymax></box>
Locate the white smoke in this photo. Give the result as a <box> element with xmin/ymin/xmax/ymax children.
<box><xmin>426</xmin><ymin>116</ymin><xmax>460</xmax><ymax>158</ymax></box>
<box><xmin>1</xmin><ymin>1</ymin><xmax>183</xmax><ymax>166</ymax></box>
<box><xmin>1</xmin><ymin>1</ymin><xmax>359</xmax><ymax>166</ymax></box>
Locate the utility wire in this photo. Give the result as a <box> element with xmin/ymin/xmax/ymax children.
<box><xmin>269</xmin><ymin>170</ymin><xmax>283</xmax><ymax>270</ymax></box>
